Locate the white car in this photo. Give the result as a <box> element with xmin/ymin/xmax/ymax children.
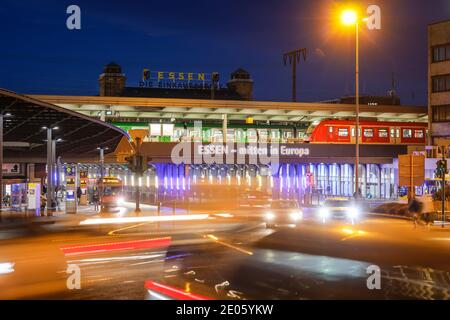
<box><xmin>318</xmin><ymin>198</ymin><xmax>361</xmax><ymax>224</ymax></box>
<box><xmin>264</xmin><ymin>200</ymin><xmax>303</xmax><ymax>228</ymax></box>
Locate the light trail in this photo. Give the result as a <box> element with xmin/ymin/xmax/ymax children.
<box><xmin>80</xmin><ymin>214</ymin><xmax>210</xmax><ymax>226</ymax></box>
<box><xmin>60</xmin><ymin>237</ymin><xmax>172</xmax><ymax>256</ymax></box>
<box><xmin>205</xmin><ymin>234</ymin><xmax>253</xmax><ymax>256</ymax></box>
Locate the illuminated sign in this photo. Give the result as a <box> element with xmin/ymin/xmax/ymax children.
<box><xmin>139</xmin><ymin>69</ymin><xmax>219</xmax><ymax>89</ymax></box>
<box><xmin>101</xmin><ymin>177</ymin><xmax>122</xmax><ymax>185</ymax></box>
<box><xmin>2</xmin><ymin>163</ymin><xmax>20</xmax><ymax>174</ymax></box>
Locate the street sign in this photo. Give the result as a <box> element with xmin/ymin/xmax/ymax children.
<box><xmin>398</xmin><ymin>154</ymin><xmax>425</xmax><ymax>187</ymax></box>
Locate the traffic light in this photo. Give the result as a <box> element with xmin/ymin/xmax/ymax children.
<box><xmin>125</xmin><ymin>155</ymin><xmax>136</xmax><ymax>172</ymax></box>
<box><xmin>125</xmin><ymin>155</ymin><xmax>149</xmax><ymax>176</ymax></box>
<box><xmin>435</xmin><ymin>159</ymin><xmax>448</xmax><ymax>178</ymax></box>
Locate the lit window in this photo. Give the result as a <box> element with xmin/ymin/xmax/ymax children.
<box><xmin>328</xmin><ymin>126</ymin><xmax>333</xmax><ymax>133</ymax></box>
<box><xmin>402</xmin><ymin>129</ymin><xmax>412</xmax><ymax>138</ymax></box>
<box><xmin>390</xmin><ymin>128</ymin><xmax>395</xmax><ymax>138</ymax></box>
<box><xmin>378</xmin><ymin>129</ymin><xmax>388</xmax><ymax>138</ymax></box>
<box><xmin>414</xmin><ymin>130</ymin><xmax>424</xmax><ymax>138</ymax></box>
<box><xmin>338</xmin><ymin>128</ymin><xmax>349</xmax><ymax>137</ymax></box>
<box><xmin>396</xmin><ymin>129</ymin><xmax>400</xmax><ymax>138</ymax></box>
<box><xmin>363</xmin><ymin>128</ymin><xmax>374</xmax><ymax>137</ymax></box>
<box><xmin>351</xmin><ymin>128</ymin><xmax>355</xmax><ymax>137</ymax></box>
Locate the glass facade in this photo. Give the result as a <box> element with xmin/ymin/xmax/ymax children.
<box><xmin>117</xmin><ymin>162</ymin><xmax>397</xmax><ymax>203</ymax></box>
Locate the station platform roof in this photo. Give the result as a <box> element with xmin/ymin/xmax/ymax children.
<box><xmin>1</xmin><ymin>89</ymin><xmax>127</xmax><ymax>162</ymax></box>
<box><xmin>28</xmin><ymin>95</ymin><xmax>428</xmax><ymax>123</ymax></box>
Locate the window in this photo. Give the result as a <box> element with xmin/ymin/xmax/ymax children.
<box><xmin>338</xmin><ymin>128</ymin><xmax>349</xmax><ymax>137</ymax></box>
<box><xmin>414</xmin><ymin>130</ymin><xmax>424</xmax><ymax>139</ymax></box>
<box><xmin>390</xmin><ymin>128</ymin><xmax>395</xmax><ymax>138</ymax></box>
<box><xmin>351</xmin><ymin>128</ymin><xmax>355</xmax><ymax>137</ymax></box>
<box><xmin>432</xmin><ymin>105</ymin><xmax>450</xmax><ymax>122</ymax></box>
<box><xmin>432</xmin><ymin>74</ymin><xmax>450</xmax><ymax>93</ymax></box>
<box><xmin>328</xmin><ymin>126</ymin><xmax>333</xmax><ymax>133</ymax></box>
<box><xmin>402</xmin><ymin>129</ymin><xmax>412</xmax><ymax>138</ymax></box>
<box><xmin>363</xmin><ymin>128</ymin><xmax>374</xmax><ymax>137</ymax></box>
<box><xmin>378</xmin><ymin>129</ymin><xmax>388</xmax><ymax>138</ymax></box>
<box><xmin>396</xmin><ymin>129</ymin><xmax>400</xmax><ymax>138</ymax></box>
<box><xmin>432</xmin><ymin>44</ymin><xmax>450</xmax><ymax>63</ymax></box>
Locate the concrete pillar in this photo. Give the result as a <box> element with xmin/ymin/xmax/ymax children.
<box><xmin>222</xmin><ymin>114</ymin><xmax>227</xmax><ymax>143</ymax></box>
<box><xmin>325</xmin><ymin>164</ymin><xmax>330</xmax><ymax>196</ymax></box>
<box><xmin>337</xmin><ymin>164</ymin><xmax>342</xmax><ymax>196</ymax></box>
<box><xmin>363</xmin><ymin>164</ymin><xmax>368</xmax><ymax>198</ymax></box>
<box><xmin>377</xmin><ymin>164</ymin><xmax>382</xmax><ymax>199</ymax></box>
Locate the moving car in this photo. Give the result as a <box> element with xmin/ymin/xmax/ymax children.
<box><xmin>264</xmin><ymin>200</ymin><xmax>303</xmax><ymax>228</ymax></box>
<box><xmin>318</xmin><ymin>198</ymin><xmax>361</xmax><ymax>224</ymax></box>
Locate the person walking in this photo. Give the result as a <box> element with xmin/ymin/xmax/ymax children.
<box><xmin>76</xmin><ymin>186</ymin><xmax>82</xmax><ymax>205</ymax></box>
<box><xmin>92</xmin><ymin>189</ymin><xmax>100</xmax><ymax>212</ymax></box>
<box><xmin>407</xmin><ymin>197</ymin><xmax>422</xmax><ymax>228</ymax></box>
<box><xmin>417</xmin><ymin>194</ymin><xmax>435</xmax><ymax>227</ymax></box>
<box><xmin>40</xmin><ymin>193</ymin><xmax>47</xmax><ymax>217</ymax></box>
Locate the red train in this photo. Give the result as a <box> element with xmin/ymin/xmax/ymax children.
<box><xmin>307</xmin><ymin>120</ymin><xmax>427</xmax><ymax>145</ymax></box>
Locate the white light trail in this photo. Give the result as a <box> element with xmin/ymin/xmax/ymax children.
<box><xmin>80</xmin><ymin>214</ymin><xmax>210</xmax><ymax>226</ymax></box>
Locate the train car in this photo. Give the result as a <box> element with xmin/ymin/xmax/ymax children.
<box><xmin>308</xmin><ymin>120</ymin><xmax>427</xmax><ymax>145</ymax></box>
<box><xmin>111</xmin><ymin>121</ymin><xmax>305</xmax><ymax>144</ymax></box>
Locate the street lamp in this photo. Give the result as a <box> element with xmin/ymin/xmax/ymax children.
<box><xmin>97</xmin><ymin>146</ymin><xmax>109</xmax><ymax>206</ymax></box>
<box><xmin>0</xmin><ymin>112</ymin><xmax>12</xmax><ymax>213</ymax></box>
<box><xmin>42</xmin><ymin>126</ymin><xmax>59</xmax><ymax>214</ymax></box>
<box><xmin>340</xmin><ymin>8</ymin><xmax>364</xmax><ymax>198</ymax></box>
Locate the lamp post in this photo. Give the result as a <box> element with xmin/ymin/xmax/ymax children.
<box><xmin>341</xmin><ymin>9</ymin><xmax>363</xmax><ymax>198</ymax></box>
<box><xmin>43</xmin><ymin>126</ymin><xmax>59</xmax><ymax>215</ymax></box>
<box><xmin>97</xmin><ymin>147</ymin><xmax>109</xmax><ymax>206</ymax></box>
<box><xmin>0</xmin><ymin>112</ymin><xmax>12</xmax><ymax>215</ymax></box>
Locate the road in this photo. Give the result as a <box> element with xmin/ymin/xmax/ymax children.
<box><xmin>0</xmin><ymin>202</ymin><xmax>449</xmax><ymax>299</ymax></box>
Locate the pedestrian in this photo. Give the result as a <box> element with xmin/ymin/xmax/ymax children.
<box><xmin>76</xmin><ymin>186</ymin><xmax>82</xmax><ymax>204</ymax></box>
<box><xmin>407</xmin><ymin>197</ymin><xmax>422</xmax><ymax>228</ymax></box>
<box><xmin>3</xmin><ymin>193</ymin><xmax>10</xmax><ymax>207</ymax></box>
<box><xmin>416</xmin><ymin>194</ymin><xmax>435</xmax><ymax>227</ymax></box>
<box><xmin>40</xmin><ymin>193</ymin><xmax>47</xmax><ymax>216</ymax></box>
<box><xmin>93</xmin><ymin>189</ymin><xmax>100</xmax><ymax>212</ymax></box>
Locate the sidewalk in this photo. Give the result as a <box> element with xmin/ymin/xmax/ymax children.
<box><xmin>0</xmin><ymin>205</ymin><xmax>99</xmax><ymax>230</ymax></box>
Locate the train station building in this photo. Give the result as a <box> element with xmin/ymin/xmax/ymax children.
<box><xmin>7</xmin><ymin>62</ymin><xmax>433</xmax><ymax>203</ymax></box>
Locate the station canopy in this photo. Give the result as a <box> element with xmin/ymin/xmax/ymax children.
<box><xmin>1</xmin><ymin>89</ymin><xmax>127</xmax><ymax>161</ymax></box>
<box><xmin>29</xmin><ymin>95</ymin><xmax>428</xmax><ymax>123</ymax></box>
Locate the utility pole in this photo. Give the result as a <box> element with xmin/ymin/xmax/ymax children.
<box><xmin>126</xmin><ymin>137</ymin><xmax>147</xmax><ymax>214</ymax></box>
<box><xmin>283</xmin><ymin>48</ymin><xmax>306</xmax><ymax>102</ymax></box>
<box><xmin>135</xmin><ymin>137</ymin><xmax>142</xmax><ymax>214</ymax></box>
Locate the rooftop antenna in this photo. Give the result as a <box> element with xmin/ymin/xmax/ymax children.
<box><xmin>388</xmin><ymin>72</ymin><xmax>398</xmax><ymax>104</ymax></box>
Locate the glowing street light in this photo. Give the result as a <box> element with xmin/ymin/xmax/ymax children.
<box><xmin>341</xmin><ymin>9</ymin><xmax>357</xmax><ymax>25</ymax></box>
<box><xmin>340</xmin><ymin>8</ymin><xmax>364</xmax><ymax>198</ymax></box>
